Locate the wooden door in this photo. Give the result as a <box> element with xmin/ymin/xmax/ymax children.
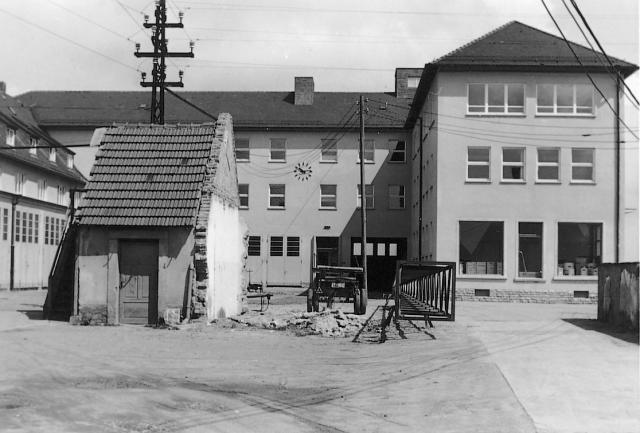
<box><xmin>119</xmin><ymin>240</ymin><xmax>158</xmax><ymax>324</ymax></box>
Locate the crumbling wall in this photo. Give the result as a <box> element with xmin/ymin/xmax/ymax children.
<box><xmin>598</xmin><ymin>263</ymin><xmax>639</xmax><ymax>330</ymax></box>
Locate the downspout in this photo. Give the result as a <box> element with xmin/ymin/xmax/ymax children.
<box><xmin>418</xmin><ymin>117</ymin><xmax>424</xmax><ymax>260</ymax></box>
<box><xmin>615</xmin><ymin>77</ymin><xmax>621</xmax><ymax>263</ymax></box>
<box><xmin>9</xmin><ymin>196</ymin><xmax>18</xmax><ymax>291</ymax></box>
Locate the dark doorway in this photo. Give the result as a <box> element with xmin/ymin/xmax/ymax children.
<box><xmin>351</xmin><ymin>237</ymin><xmax>407</xmax><ymax>293</ymax></box>
<box><xmin>118</xmin><ymin>240</ymin><xmax>159</xmax><ymax>324</ymax></box>
<box><xmin>316</xmin><ymin>237</ymin><xmax>339</xmax><ymax>266</ymax></box>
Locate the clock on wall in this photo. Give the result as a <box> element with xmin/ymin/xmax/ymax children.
<box><xmin>293</xmin><ymin>161</ymin><xmax>313</xmax><ymax>181</ymax></box>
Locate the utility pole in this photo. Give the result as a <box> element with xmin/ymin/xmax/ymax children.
<box><xmin>359</xmin><ymin>95</ymin><xmax>368</xmax><ymax>312</ymax></box>
<box><xmin>134</xmin><ymin>0</ymin><xmax>194</xmax><ymax>124</ymax></box>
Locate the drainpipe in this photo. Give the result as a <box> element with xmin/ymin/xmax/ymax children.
<box><xmin>9</xmin><ymin>196</ymin><xmax>18</xmax><ymax>291</ymax></box>
<box><xmin>615</xmin><ymin>77</ymin><xmax>621</xmax><ymax>263</ymax></box>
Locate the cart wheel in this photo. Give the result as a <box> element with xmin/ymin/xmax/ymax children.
<box><xmin>307</xmin><ymin>287</ymin><xmax>314</xmax><ymax>312</ymax></box>
<box><xmin>353</xmin><ymin>289</ymin><xmax>361</xmax><ymax>315</ymax></box>
<box><xmin>359</xmin><ymin>288</ymin><xmax>368</xmax><ymax>315</ymax></box>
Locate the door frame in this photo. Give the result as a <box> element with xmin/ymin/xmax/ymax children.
<box><xmin>118</xmin><ymin>239</ymin><xmax>159</xmax><ymax>325</ymax></box>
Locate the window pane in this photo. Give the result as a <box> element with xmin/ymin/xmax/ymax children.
<box><xmin>235</xmin><ymin>138</ymin><xmax>250</xmax><ymax>160</ymax></box>
<box><xmin>557</xmin><ymin>85</ymin><xmax>573</xmax><ymax>109</ymax></box>
<box><xmin>503</xmin><ymin>166</ymin><xmax>523</xmax><ymax>180</ymax></box>
<box><xmin>572</xmin><ymin>149</ymin><xmax>593</xmax><ymax>164</ymax></box>
<box><xmin>507</xmin><ymin>84</ymin><xmax>524</xmax><ymax>110</ymax></box>
<box><xmin>572</xmin><ymin>166</ymin><xmax>593</xmax><ymax>181</ymax></box>
<box><xmin>518</xmin><ymin>222</ymin><xmax>542</xmax><ymax>277</ymax></box>
<box><xmin>390</xmin><ymin>140</ymin><xmax>406</xmax><ymax>162</ymax></box>
<box><xmin>538</xmin><ymin>148</ymin><xmax>559</xmax><ymax>163</ymax></box>
<box><xmin>459</xmin><ymin>221</ymin><xmax>503</xmax><ymax>274</ymax></box>
<box><xmin>270</xmin><ymin>184</ymin><xmax>285</xmax><ymax>195</ymax></box>
<box><xmin>468</xmin><ymin>165</ymin><xmax>490</xmax><ymax>179</ymax></box>
<box><xmin>537</xmin><ymin>84</ymin><xmax>554</xmax><ymax>107</ymax></box>
<box><xmin>468</xmin><ymin>84</ymin><xmax>485</xmax><ymax>107</ymax></box>
<box><xmin>238</xmin><ymin>184</ymin><xmax>248</xmax><ymax>194</ymax></box>
<box><xmin>487</xmin><ymin>84</ymin><xmax>505</xmax><ymax>111</ymax></box>
<box><xmin>558</xmin><ymin>223</ymin><xmax>602</xmax><ymax>275</ymax></box>
<box><xmin>321</xmin><ymin>139</ymin><xmax>337</xmax><ymax>162</ymax></box>
<box><xmin>248</xmin><ymin>236</ymin><xmax>261</xmax><ymax>256</ymax></box>
<box><xmin>575</xmin><ymin>85</ymin><xmax>593</xmax><ymax>111</ymax></box>
<box><xmin>320</xmin><ymin>184</ymin><xmax>337</xmax><ymax>208</ymax></box>
<box><xmin>389</xmin><ymin>243</ymin><xmax>398</xmax><ymax>257</ymax></box>
<box><xmin>270</xmin><ymin>236</ymin><xmax>283</xmax><ymax>256</ymax></box>
<box><xmin>364</xmin><ymin>139</ymin><xmax>374</xmax><ymax>162</ymax></box>
<box><xmin>287</xmin><ymin>237</ymin><xmax>300</xmax><ymax>256</ymax></box>
<box><xmin>503</xmin><ymin>148</ymin><xmax>523</xmax><ymax>163</ymax></box>
<box><xmin>270</xmin><ymin>139</ymin><xmax>286</xmax><ymax>160</ymax></box>
<box><xmin>377</xmin><ymin>243</ymin><xmax>385</xmax><ymax>256</ymax></box>
<box><xmin>538</xmin><ymin>166</ymin><xmax>559</xmax><ymax>180</ymax></box>
<box><xmin>468</xmin><ymin>147</ymin><xmax>489</xmax><ymax>162</ymax></box>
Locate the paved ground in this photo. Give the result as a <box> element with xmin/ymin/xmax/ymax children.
<box><xmin>0</xmin><ymin>290</ymin><xmax>637</xmax><ymax>433</ymax></box>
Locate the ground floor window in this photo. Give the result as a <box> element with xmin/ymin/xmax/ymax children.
<box><xmin>248</xmin><ymin>236</ymin><xmax>261</xmax><ymax>256</ymax></box>
<box><xmin>459</xmin><ymin>221</ymin><xmax>503</xmax><ymax>275</ymax></box>
<box><xmin>270</xmin><ymin>236</ymin><xmax>284</xmax><ymax>256</ymax></box>
<box><xmin>518</xmin><ymin>222</ymin><xmax>542</xmax><ymax>278</ymax></box>
<box><xmin>557</xmin><ymin>223</ymin><xmax>601</xmax><ymax>276</ymax></box>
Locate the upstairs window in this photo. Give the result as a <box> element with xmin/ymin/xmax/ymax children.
<box><xmin>30</xmin><ymin>137</ymin><xmax>38</xmax><ymax>155</ymax></box>
<box><xmin>571</xmin><ymin>148</ymin><xmax>595</xmax><ymax>183</ymax></box>
<box><xmin>15</xmin><ymin>173</ymin><xmax>24</xmax><ymax>195</ymax></box>
<box><xmin>269</xmin><ymin>138</ymin><xmax>286</xmax><ymax>162</ymax></box>
<box><xmin>468</xmin><ymin>84</ymin><xmax>524</xmax><ymax>114</ymax></box>
<box><xmin>268</xmin><ymin>184</ymin><xmax>285</xmax><ymax>208</ymax></box>
<box><xmin>357</xmin><ymin>184</ymin><xmax>374</xmax><ymax>209</ymax></box>
<box><xmin>407</xmin><ymin>76</ymin><xmax>420</xmax><ymax>89</ymax></box>
<box><xmin>357</xmin><ymin>139</ymin><xmax>374</xmax><ymax>163</ymax></box>
<box><xmin>235</xmin><ymin>138</ymin><xmax>250</xmax><ymax>162</ymax></box>
<box><xmin>49</xmin><ymin>146</ymin><xmax>57</xmax><ymax>162</ymax></box>
<box><xmin>502</xmin><ymin>148</ymin><xmax>525</xmax><ymax>182</ymax></box>
<box><xmin>57</xmin><ymin>186</ymin><xmax>67</xmax><ymax>206</ymax></box>
<box><xmin>320</xmin><ymin>184</ymin><xmax>337</xmax><ymax>209</ymax></box>
<box><xmin>6</xmin><ymin>128</ymin><xmax>15</xmax><ymax>146</ymax></box>
<box><xmin>537</xmin><ymin>84</ymin><xmax>594</xmax><ymax>115</ymax></box>
<box><xmin>238</xmin><ymin>184</ymin><xmax>249</xmax><ymax>209</ymax></box>
<box><xmin>388</xmin><ymin>185</ymin><xmax>405</xmax><ymax>209</ymax></box>
<box><xmin>67</xmin><ymin>154</ymin><xmax>74</xmax><ymax>169</ymax></box>
<box><xmin>320</xmin><ymin>139</ymin><xmax>337</xmax><ymax>162</ymax></box>
<box><xmin>536</xmin><ymin>148</ymin><xmax>560</xmax><ymax>182</ymax></box>
<box><xmin>467</xmin><ymin>147</ymin><xmax>490</xmax><ymax>181</ymax></box>
<box><xmin>389</xmin><ymin>140</ymin><xmax>406</xmax><ymax>163</ymax></box>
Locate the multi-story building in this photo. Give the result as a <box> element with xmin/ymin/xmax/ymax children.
<box><xmin>0</xmin><ymin>83</ymin><xmax>85</xmax><ymax>289</ymax></box>
<box><xmin>406</xmin><ymin>21</ymin><xmax>637</xmax><ymax>301</ymax></box>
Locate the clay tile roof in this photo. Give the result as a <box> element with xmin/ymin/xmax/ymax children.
<box><xmin>77</xmin><ymin>124</ymin><xmax>217</xmax><ymax>227</ymax></box>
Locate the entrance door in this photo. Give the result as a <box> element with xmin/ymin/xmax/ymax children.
<box><xmin>266</xmin><ymin>235</ymin><xmax>303</xmax><ymax>286</ymax></box>
<box><xmin>119</xmin><ymin>240</ymin><xmax>159</xmax><ymax>324</ymax></box>
<box><xmin>351</xmin><ymin>237</ymin><xmax>406</xmax><ymax>293</ymax></box>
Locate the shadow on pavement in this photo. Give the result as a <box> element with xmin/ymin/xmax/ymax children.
<box><xmin>17</xmin><ymin>309</ymin><xmax>45</xmax><ymax>320</ymax></box>
<box><xmin>562</xmin><ymin>318</ymin><xmax>639</xmax><ymax>344</ymax></box>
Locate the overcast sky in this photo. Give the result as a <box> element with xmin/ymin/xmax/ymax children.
<box><xmin>0</xmin><ymin>0</ymin><xmax>637</xmax><ymax>95</ymax></box>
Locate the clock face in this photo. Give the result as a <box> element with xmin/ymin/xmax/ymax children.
<box><xmin>294</xmin><ymin>161</ymin><xmax>313</xmax><ymax>181</ymax></box>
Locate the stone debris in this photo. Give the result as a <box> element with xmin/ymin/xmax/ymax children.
<box><xmin>231</xmin><ymin>309</ymin><xmax>369</xmax><ymax>337</ymax></box>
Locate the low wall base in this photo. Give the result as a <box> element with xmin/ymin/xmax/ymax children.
<box><xmin>70</xmin><ymin>305</ymin><xmax>108</xmax><ymax>325</ymax></box>
<box><xmin>456</xmin><ymin>288</ymin><xmax>596</xmax><ymax>304</ymax></box>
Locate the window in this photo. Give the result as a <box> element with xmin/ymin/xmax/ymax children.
<box><xmin>2</xmin><ymin>208</ymin><xmax>8</xmax><ymax>241</ymax></box>
<box><xmin>467</xmin><ymin>147</ymin><xmax>490</xmax><ymax>181</ymax></box>
<box><xmin>34</xmin><ymin>214</ymin><xmax>39</xmax><ymax>244</ymax></box>
<box><xmin>518</xmin><ymin>222</ymin><xmax>542</xmax><ymax>278</ymax></box>
<box><xmin>536</xmin><ymin>84</ymin><xmax>594</xmax><ymax>115</ymax></box>
<box><xmin>389</xmin><ymin>140</ymin><xmax>406</xmax><ymax>163</ymax></box>
<box><xmin>30</xmin><ymin>137</ymin><xmax>38</xmax><ymax>155</ymax></box>
<box><xmin>55</xmin><ymin>218</ymin><xmax>60</xmax><ymax>244</ymax></box>
<box><xmin>248</xmin><ymin>236</ymin><xmax>261</xmax><ymax>256</ymax></box>
<box><xmin>6</xmin><ymin>128</ymin><xmax>15</xmax><ymax>146</ymax></box>
<box><xmin>407</xmin><ymin>76</ymin><xmax>420</xmax><ymax>89</ymax></box>
<box><xmin>459</xmin><ymin>221</ymin><xmax>504</xmax><ymax>275</ymax></box>
<box><xmin>357</xmin><ymin>139</ymin><xmax>374</xmax><ymax>163</ymax></box>
<box><xmin>15</xmin><ymin>211</ymin><xmax>21</xmax><ymax>242</ymax></box>
<box><xmin>235</xmin><ymin>138</ymin><xmax>250</xmax><ymax>162</ymax></box>
<box><xmin>357</xmin><ymin>184</ymin><xmax>374</xmax><ymax>209</ymax></box>
<box><xmin>45</xmin><ymin>216</ymin><xmax>49</xmax><ymax>245</ymax></box>
<box><xmin>286</xmin><ymin>236</ymin><xmax>300</xmax><ymax>257</ymax></box>
<box><xmin>269</xmin><ymin>138</ymin><xmax>286</xmax><ymax>162</ymax></box>
<box><xmin>270</xmin><ymin>236</ymin><xmax>284</xmax><ymax>256</ymax></box>
<box><xmin>320</xmin><ymin>184</ymin><xmax>337</xmax><ymax>209</ymax></box>
<box><xmin>502</xmin><ymin>148</ymin><xmax>525</xmax><ymax>182</ymax></box>
<box><xmin>15</xmin><ymin>173</ymin><xmax>24</xmax><ymax>194</ymax></box>
<box><xmin>537</xmin><ymin>148</ymin><xmax>560</xmax><ymax>182</ymax></box>
<box><xmin>268</xmin><ymin>184</ymin><xmax>285</xmax><ymax>208</ymax></box>
<box><xmin>320</xmin><ymin>139</ymin><xmax>337</xmax><ymax>162</ymax></box>
<box><xmin>57</xmin><ymin>186</ymin><xmax>67</xmax><ymax>205</ymax></box>
<box><xmin>468</xmin><ymin>84</ymin><xmax>524</xmax><ymax>114</ymax></box>
<box><xmin>557</xmin><ymin>223</ymin><xmax>602</xmax><ymax>276</ymax></box>
<box><xmin>21</xmin><ymin>212</ymin><xmax>27</xmax><ymax>242</ymax></box>
<box><xmin>239</xmin><ymin>184</ymin><xmax>249</xmax><ymax>209</ymax></box>
<box><xmin>49</xmin><ymin>146</ymin><xmax>57</xmax><ymax>162</ymax></box>
<box><xmin>38</xmin><ymin>179</ymin><xmax>46</xmax><ymax>200</ymax></box>
<box><xmin>388</xmin><ymin>185</ymin><xmax>405</xmax><ymax>209</ymax></box>
<box><xmin>28</xmin><ymin>213</ymin><xmax>33</xmax><ymax>243</ymax></box>
<box><xmin>571</xmin><ymin>148</ymin><xmax>594</xmax><ymax>182</ymax></box>
<box><xmin>67</xmin><ymin>154</ymin><xmax>74</xmax><ymax>169</ymax></box>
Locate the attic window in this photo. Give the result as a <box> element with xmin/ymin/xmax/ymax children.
<box><xmin>67</xmin><ymin>154</ymin><xmax>74</xmax><ymax>169</ymax></box>
<box><xmin>407</xmin><ymin>77</ymin><xmax>420</xmax><ymax>89</ymax></box>
<box><xmin>6</xmin><ymin>128</ymin><xmax>15</xmax><ymax>146</ymax></box>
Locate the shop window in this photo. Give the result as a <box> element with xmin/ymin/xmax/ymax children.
<box><xmin>459</xmin><ymin>221</ymin><xmax>504</xmax><ymax>275</ymax></box>
<box><xmin>557</xmin><ymin>223</ymin><xmax>601</xmax><ymax>276</ymax></box>
<box><xmin>467</xmin><ymin>147</ymin><xmax>490</xmax><ymax>181</ymax></box>
<box><xmin>235</xmin><ymin>138</ymin><xmax>250</xmax><ymax>161</ymax></box>
<box><xmin>502</xmin><ymin>148</ymin><xmax>525</xmax><ymax>182</ymax></box>
<box><xmin>270</xmin><ymin>236</ymin><xmax>284</xmax><ymax>256</ymax></box>
<box><xmin>320</xmin><ymin>184</ymin><xmax>337</xmax><ymax>209</ymax></box>
<box><xmin>320</xmin><ymin>139</ymin><xmax>337</xmax><ymax>162</ymax></box>
<box><xmin>248</xmin><ymin>236</ymin><xmax>261</xmax><ymax>256</ymax></box>
<box><xmin>571</xmin><ymin>148</ymin><xmax>594</xmax><ymax>183</ymax></box>
<box><xmin>536</xmin><ymin>84</ymin><xmax>594</xmax><ymax>115</ymax></box>
<box><xmin>269</xmin><ymin>138</ymin><xmax>286</xmax><ymax>162</ymax></box>
<box><xmin>388</xmin><ymin>185</ymin><xmax>405</xmax><ymax>209</ymax></box>
<box><xmin>238</xmin><ymin>184</ymin><xmax>249</xmax><ymax>209</ymax></box>
<box><xmin>357</xmin><ymin>184</ymin><xmax>374</xmax><ymax>209</ymax></box>
<box><xmin>467</xmin><ymin>83</ymin><xmax>524</xmax><ymax>114</ymax></box>
<box><xmin>268</xmin><ymin>184</ymin><xmax>285</xmax><ymax>208</ymax></box>
<box><xmin>286</xmin><ymin>236</ymin><xmax>300</xmax><ymax>257</ymax></box>
<box><xmin>357</xmin><ymin>139</ymin><xmax>374</xmax><ymax>163</ymax></box>
<box><xmin>389</xmin><ymin>140</ymin><xmax>406</xmax><ymax>163</ymax></box>
<box><xmin>537</xmin><ymin>148</ymin><xmax>560</xmax><ymax>182</ymax></box>
<box><xmin>518</xmin><ymin>222</ymin><xmax>542</xmax><ymax>278</ymax></box>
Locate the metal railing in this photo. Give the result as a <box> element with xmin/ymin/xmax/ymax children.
<box><xmin>393</xmin><ymin>261</ymin><xmax>456</xmax><ymax>322</ymax></box>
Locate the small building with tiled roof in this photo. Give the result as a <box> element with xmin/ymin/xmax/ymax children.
<box><xmin>0</xmin><ymin>83</ymin><xmax>86</xmax><ymax>291</ymax></box>
<box><xmin>54</xmin><ymin>115</ymin><xmax>244</xmax><ymax>324</ymax></box>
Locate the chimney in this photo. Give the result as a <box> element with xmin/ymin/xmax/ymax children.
<box><xmin>294</xmin><ymin>77</ymin><xmax>314</xmax><ymax>105</ymax></box>
<box><xmin>395</xmin><ymin>68</ymin><xmax>423</xmax><ymax>100</ymax></box>
<box><xmin>0</xmin><ymin>82</ymin><xmax>6</xmax><ymax>94</ymax></box>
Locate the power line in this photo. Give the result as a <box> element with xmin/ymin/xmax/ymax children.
<box><xmin>539</xmin><ymin>0</ymin><xmax>638</xmax><ymax>140</ymax></box>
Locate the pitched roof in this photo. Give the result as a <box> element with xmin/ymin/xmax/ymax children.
<box><xmin>407</xmin><ymin>20</ymin><xmax>639</xmax><ymax>126</ymax></box>
<box><xmin>0</xmin><ymin>92</ymin><xmax>86</xmax><ymax>184</ymax></box>
<box><xmin>18</xmin><ymin>91</ymin><xmax>408</xmax><ymax>129</ymax></box>
<box><xmin>77</xmin><ymin>124</ymin><xmax>217</xmax><ymax>226</ymax></box>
